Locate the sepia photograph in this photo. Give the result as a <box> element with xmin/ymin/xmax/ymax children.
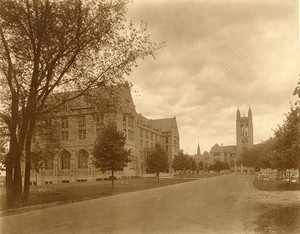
<box><xmin>0</xmin><ymin>0</ymin><xmax>300</xmax><ymax>233</ymax></box>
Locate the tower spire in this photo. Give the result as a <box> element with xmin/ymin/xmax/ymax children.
<box><xmin>197</xmin><ymin>141</ymin><xmax>201</xmax><ymax>155</ymax></box>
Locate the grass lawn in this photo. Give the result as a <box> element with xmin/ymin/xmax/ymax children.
<box><xmin>253</xmin><ymin>179</ymin><xmax>300</xmax><ymax>191</ymax></box>
<box><xmin>0</xmin><ymin>177</ymin><xmax>196</xmax><ymax>213</ymax></box>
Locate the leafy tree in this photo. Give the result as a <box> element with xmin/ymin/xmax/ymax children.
<box><xmin>29</xmin><ymin>118</ymin><xmax>60</xmax><ymax>189</ymax></box>
<box><xmin>208</xmin><ymin>161</ymin><xmax>229</xmax><ymax>172</ymax></box>
<box><xmin>0</xmin><ymin>0</ymin><xmax>161</xmax><ymax>207</ymax></box>
<box><xmin>189</xmin><ymin>157</ymin><xmax>198</xmax><ymax>173</ymax></box>
<box><xmin>272</xmin><ymin>106</ymin><xmax>300</xmax><ymax>174</ymax></box>
<box><xmin>172</xmin><ymin>150</ymin><xmax>190</xmax><ymax>177</ymax></box>
<box><xmin>30</xmin><ymin>150</ymin><xmax>45</xmax><ymax>189</ymax></box>
<box><xmin>93</xmin><ymin>122</ymin><xmax>131</xmax><ymax>188</ymax></box>
<box><xmin>242</xmin><ymin>106</ymin><xmax>300</xmax><ymax>181</ymax></box>
<box><xmin>241</xmin><ymin>139</ymin><xmax>274</xmax><ymax>171</ymax></box>
<box><xmin>146</xmin><ymin>143</ymin><xmax>169</xmax><ymax>182</ymax></box>
<box><xmin>198</xmin><ymin>161</ymin><xmax>204</xmax><ymax>171</ymax></box>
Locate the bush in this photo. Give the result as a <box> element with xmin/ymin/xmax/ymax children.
<box><xmin>253</xmin><ymin>179</ymin><xmax>300</xmax><ymax>191</ymax></box>
<box><xmin>109</xmin><ymin>176</ymin><xmax>117</xmax><ymax>181</ymax></box>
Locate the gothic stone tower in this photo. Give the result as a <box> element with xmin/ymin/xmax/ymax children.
<box><xmin>236</xmin><ymin>107</ymin><xmax>253</xmax><ymax>156</ymax></box>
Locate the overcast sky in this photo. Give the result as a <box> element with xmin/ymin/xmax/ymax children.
<box><xmin>126</xmin><ymin>0</ymin><xmax>299</xmax><ymax>155</ymax></box>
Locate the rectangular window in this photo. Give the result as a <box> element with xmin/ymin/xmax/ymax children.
<box><xmin>140</xmin><ymin>139</ymin><xmax>143</xmax><ymax>147</ymax></box>
<box><xmin>165</xmin><ymin>137</ymin><xmax>168</xmax><ymax>143</ymax></box>
<box><xmin>145</xmin><ymin>131</ymin><xmax>148</xmax><ymax>139</ymax></box>
<box><xmin>45</xmin><ymin>156</ymin><xmax>53</xmax><ymax>170</ymax></box>
<box><xmin>123</xmin><ymin>114</ymin><xmax>127</xmax><ymax>137</ymax></box>
<box><xmin>128</xmin><ymin>116</ymin><xmax>134</xmax><ymax>127</ymax></box>
<box><xmin>96</xmin><ymin>114</ymin><xmax>104</xmax><ymax>135</ymax></box>
<box><xmin>79</xmin><ymin>116</ymin><xmax>86</xmax><ymax>140</ymax></box>
<box><xmin>151</xmin><ymin>132</ymin><xmax>153</xmax><ymax>141</ymax></box>
<box><xmin>140</xmin><ymin>128</ymin><xmax>143</xmax><ymax>138</ymax></box>
<box><xmin>128</xmin><ymin>130</ymin><xmax>134</xmax><ymax>141</ymax></box>
<box><xmin>61</xmin><ymin>117</ymin><xmax>69</xmax><ymax>141</ymax></box>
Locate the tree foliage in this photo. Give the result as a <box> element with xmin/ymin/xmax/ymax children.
<box><xmin>172</xmin><ymin>151</ymin><xmax>198</xmax><ymax>176</ymax></box>
<box><xmin>0</xmin><ymin>0</ymin><xmax>162</xmax><ymax>207</ymax></box>
<box><xmin>242</xmin><ymin>106</ymin><xmax>300</xmax><ymax>174</ymax></box>
<box><xmin>198</xmin><ymin>161</ymin><xmax>204</xmax><ymax>171</ymax></box>
<box><xmin>93</xmin><ymin>122</ymin><xmax>131</xmax><ymax>188</ymax></box>
<box><xmin>242</xmin><ymin>139</ymin><xmax>273</xmax><ymax>171</ymax></box>
<box><xmin>189</xmin><ymin>157</ymin><xmax>197</xmax><ymax>172</ymax></box>
<box><xmin>272</xmin><ymin>106</ymin><xmax>300</xmax><ymax>170</ymax></box>
<box><xmin>172</xmin><ymin>151</ymin><xmax>190</xmax><ymax>173</ymax></box>
<box><xmin>146</xmin><ymin>143</ymin><xmax>168</xmax><ymax>182</ymax></box>
<box><xmin>208</xmin><ymin>161</ymin><xmax>230</xmax><ymax>172</ymax></box>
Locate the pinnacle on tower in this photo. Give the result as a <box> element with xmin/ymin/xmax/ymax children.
<box><xmin>236</xmin><ymin>108</ymin><xmax>241</xmax><ymax>121</ymax></box>
<box><xmin>248</xmin><ymin>106</ymin><xmax>252</xmax><ymax>119</ymax></box>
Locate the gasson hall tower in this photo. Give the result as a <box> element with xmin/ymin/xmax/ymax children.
<box><xmin>236</xmin><ymin>107</ymin><xmax>253</xmax><ymax>156</ymax></box>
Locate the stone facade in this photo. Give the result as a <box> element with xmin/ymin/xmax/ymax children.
<box><xmin>24</xmin><ymin>85</ymin><xmax>180</xmax><ymax>185</ymax></box>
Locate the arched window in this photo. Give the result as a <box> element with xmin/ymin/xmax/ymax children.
<box><xmin>77</xmin><ymin>149</ymin><xmax>88</xmax><ymax>169</ymax></box>
<box><xmin>45</xmin><ymin>152</ymin><xmax>54</xmax><ymax>170</ymax></box>
<box><xmin>61</xmin><ymin>150</ymin><xmax>71</xmax><ymax>169</ymax></box>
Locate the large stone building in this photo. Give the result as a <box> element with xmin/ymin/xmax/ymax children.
<box><xmin>25</xmin><ymin>84</ymin><xmax>180</xmax><ymax>185</ymax></box>
<box><xmin>195</xmin><ymin>107</ymin><xmax>253</xmax><ymax>172</ymax></box>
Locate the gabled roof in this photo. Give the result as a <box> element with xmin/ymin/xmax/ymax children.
<box><xmin>223</xmin><ymin>145</ymin><xmax>236</xmax><ymax>153</ymax></box>
<box><xmin>152</xmin><ymin>117</ymin><xmax>178</xmax><ymax>133</ymax></box>
<box><xmin>210</xmin><ymin>144</ymin><xmax>236</xmax><ymax>153</ymax></box>
<box><xmin>50</xmin><ymin>84</ymin><xmax>136</xmax><ymax>116</ymax></box>
<box><xmin>210</xmin><ymin>143</ymin><xmax>221</xmax><ymax>152</ymax></box>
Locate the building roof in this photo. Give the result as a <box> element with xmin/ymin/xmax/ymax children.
<box><xmin>223</xmin><ymin>145</ymin><xmax>236</xmax><ymax>153</ymax></box>
<box><xmin>49</xmin><ymin>84</ymin><xmax>136</xmax><ymax>116</ymax></box>
<box><xmin>151</xmin><ymin>117</ymin><xmax>178</xmax><ymax>133</ymax></box>
<box><xmin>210</xmin><ymin>143</ymin><xmax>221</xmax><ymax>152</ymax></box>
<box><xmin>210</xmin><ymin>143</ymin><xmax>236</xmax><ymax>153</ymax></box>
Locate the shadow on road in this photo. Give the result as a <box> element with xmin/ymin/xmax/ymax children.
<box><xmin>254</xmin><ymin>204</ymin><xmax>300</xmax><ymax>233</ymax></box>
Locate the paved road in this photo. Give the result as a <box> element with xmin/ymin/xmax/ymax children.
<box><xmin>1</xmin><ymin>174</ymin><xmax>258</xmax><ymax>233</ymax></box>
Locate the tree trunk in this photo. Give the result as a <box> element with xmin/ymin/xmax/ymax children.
<box><xmin>111</xmin><ymin>170</ymin><xmax>114</xmax><ymax>189</ymax></box>
<box><xmin>23</xmin><ymin>119</ymin><xmax>35</xmax><ymax>204</ymax></box>
<box><xmin>5</xmin><ymin>129</ymin><xmax>23</xmax><ymax>208</ymax></box>
<box><xmin>36</xmin><ymin>171</ymin><xmax>38</xmax><ymax>189</ymax></box>
<box><xmin>13</xmin><ymin>152</ymin><xmax>23</xmax><ymax>207</ymax></box>
<box><xmin>5</xmin><ymin>152</ymin><xmax>14</xmax><ymax>208</ymax></box>
<box><xmin>6</xmin><ymin>134</ymin><xmax>22</xmax><ymax>207</ymax></box>
<box><xmin>156</xmin><ymin>172</ymin><xmax>159</xmax><ymax>183</ymax></box>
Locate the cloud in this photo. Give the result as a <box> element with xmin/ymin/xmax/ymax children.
<box><xmin>127</xmin><ymin>0</ymin><xmax>299</xmax><ymax>154</ymax></box>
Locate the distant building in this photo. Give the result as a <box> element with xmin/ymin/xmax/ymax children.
<box><xmin>24</xmin><ymin>84</ymin><xmax>180</xmax><ymax>185</ymax></box>
<box><xmin>195</xmin><ymin>107</ymin><xmax>254</xmax><ymax>172</ymax></box>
